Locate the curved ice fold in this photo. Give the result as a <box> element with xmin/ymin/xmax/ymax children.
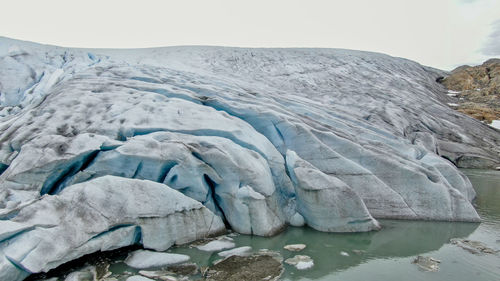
<box><xmin>286</xmin><ymin>150</ymin><xmax>381</xmax><ymax>232</ymax></box>
<box><xmin>0</xmin><ymin>176</ymin><xmax>225</xmax><ymax>279</ymax></box>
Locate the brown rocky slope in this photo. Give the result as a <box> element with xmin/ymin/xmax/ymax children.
<box><xmin>439</xmin><ymin>58</ymin><xmax>500</xmax><ymax>123</ymax></box>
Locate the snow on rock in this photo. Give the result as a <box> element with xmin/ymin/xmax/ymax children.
<box><xmin>125</xmin><ymin>250</ymin><xmax>190</xmax><ymax>269</ymax></box>
<box><xmin>0</xmin><ymin>176</ymin><xmax>223</xmax><ymax>280</ymax></box>
<box><xmin>491</xmin><ymin>120</ymin><xmax>500</xmax><ymax>130</ymax></box>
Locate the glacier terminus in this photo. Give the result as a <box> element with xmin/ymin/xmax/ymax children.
<box><xmin>0</xmin><ymin>37</ymin><xmax>499</xmax><ymax>280</ymax></box>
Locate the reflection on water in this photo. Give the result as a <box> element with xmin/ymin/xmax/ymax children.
<box><xmin>465</xmin><ymin>169</ymin><xmax>500</xmax><ymax>230</ymax></box>
<box><xmin>317</xmin><ymin>169</ymin><xmax>500</xmax><ymax>281</ymax></box>
<box><xmin>224</xmin><ymin>221</ymin><xmax>478</xmax><ymax>280</ymax></box>
<box><xmin>165</xmin><ymin>221</ymin><xmax>477</xmax><ymax>280</ymax></box>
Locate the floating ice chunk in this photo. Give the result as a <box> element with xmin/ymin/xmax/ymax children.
<box><xmin>126</xmin><ymin>276</ymin><xmax>155</xmax><ymax>281</ymax></box>
<box><xmin>138</xmin><ymin>270</ymin><xmax>171</xmax><ymax>279</ymax></box>
<box><xmin>412</xmin><ymin>256</ymin><xmax>440</xmax><ymax>272</ymax></box>
<box><xmin>285</xmin><ymin>255</ymin><xmax>314</xmax><ymax>270</ymax></box>
<box><xmin>450</xmin><ymin>239</ymin><xmax>498</xmax><ymax>254</ymax></box>
<box><xmin>197</xmin><ymin>238</ymin><xmax>235</xmax><ymax>252</ymax></box>
<box><xmin>125</xmin><ymin>250</ymin><xmax>190</xmax><ymax>269</ymax></box>
<box><xmin>64</xmin><ymin>266</ymin><xmax>96</xmax><ymax>281</ymax></box>
<box><xmin>296</xmin><ymin>261</ymin><xmax>314</xmax><ymax>270</ymax></box>
<box><xmin>218</xmin><ymin>246</ymin><xmax>252</xmax><ymax>257</ymax></box>
<box><xmin>284</xmin><ymin>244</ymin><xmax>306</xmax><ymax>251</ymax></box>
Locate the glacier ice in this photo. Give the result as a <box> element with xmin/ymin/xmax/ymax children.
<box><xmin>0</xmin><ymin>176</ymin><xmax>224</xmax><ymax>279</ymax></box>
<box><xmin>196</xmin><ymin>238</ymin><xmax>235</xmax><ymax>252</ymax></box>
<box><xmin>126</xmin><ymin>276</ymin><xmax>155</xmax><ymax>281</ymax></box>
<box><xmin>286</xmin><ymin>150</ymin><xmax>380</xmax><ymax>232</ymax></box>
<box><xmin>218</xmin><ymin>246</ymin><xmax>253</xmax><ymax>257</ymax></box>
<box><xmin>124</xmin><ymin>250</ymin><xmax>190</xmax><ymax>269</ymax></box>
<box><xmin>0</xmin><ymin>36</ymin><xmax>498</xmax><ymax>280</ymax></box>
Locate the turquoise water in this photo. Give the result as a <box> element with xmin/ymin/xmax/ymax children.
<box><xmin>107</xmin><ymin>169</ymin><xmax>500</xmax><ymax>280</ymax></box>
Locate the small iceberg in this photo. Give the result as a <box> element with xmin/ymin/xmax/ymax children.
<box><xmin>125</xmin><ymin>250</ymin><xmax>190</xmax><ymax>269</ymax></box>
<box><xmin>126</xmin><ymin>276</ymin><xmax>155</xmax><ymax>281</ymax></box>
<box><xmin>412</xmin><ymin>256</ymin><xmax>440</xmax><ymax>272</ymax></box>
<box><xmin>285</xmin><ymin>255</ymin><xmax>314</xmax><ymax>270</ymax></box>
<box><xmin>218</xmin><ymin>246</ymin><xmax>253</xmax><ymax>257</ymax></box>
<box><xmin>283</xmin><ymin>244</ymin><xmax>306</xmax><ymax>251</ymax></box>
<box><xmin>196</xmin><ymin>237</ymin><xmax>236</xmax><ymax>252</ymax></box>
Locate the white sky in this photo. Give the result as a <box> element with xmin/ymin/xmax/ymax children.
<box><xmin>1</xmin><ymin>0</ymin><xmax>499</xmax><ymax>70</ymax></box>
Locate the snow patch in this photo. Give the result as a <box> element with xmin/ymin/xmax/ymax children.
<box><xmin>490</xmin><ymin>120</ymin><xmax>500</xmax><ymax>129</ymax></box>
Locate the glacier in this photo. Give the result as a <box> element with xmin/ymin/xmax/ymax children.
<box><xmin>0</xmin><ymin>36</ymin><xmax>499</xmax><ymax>279</ymax></box>
<box><xmin>0</xmin><ymin>176</ymin><xmax>224</xmax><ymax>280</ymax></box>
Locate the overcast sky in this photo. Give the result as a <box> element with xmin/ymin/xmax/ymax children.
<box><xmin>1</xmin><ymin>0</ymin><xmax>499</xmax><ymax>70</ymax></box>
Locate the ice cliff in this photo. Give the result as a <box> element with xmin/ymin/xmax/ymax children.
<box><xmin>0</xmin><ymin>37</ymin><xmax>498</xmax><ymax>280</ymax></box>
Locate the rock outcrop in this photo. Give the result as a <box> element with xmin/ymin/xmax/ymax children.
<box><xmin>439</xmin><ymin>58</ymin><xmax>500</xmax><ymax>123</ymax></box>
<box><xmin>0</xmin><ymin>37</ymin><xmax>496</xmax><ymax>280</ymax></box>
<box><xmin>204</xmin><ymin>251</ymin><xmax>284</xmax><ymax>281</ymax></box>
